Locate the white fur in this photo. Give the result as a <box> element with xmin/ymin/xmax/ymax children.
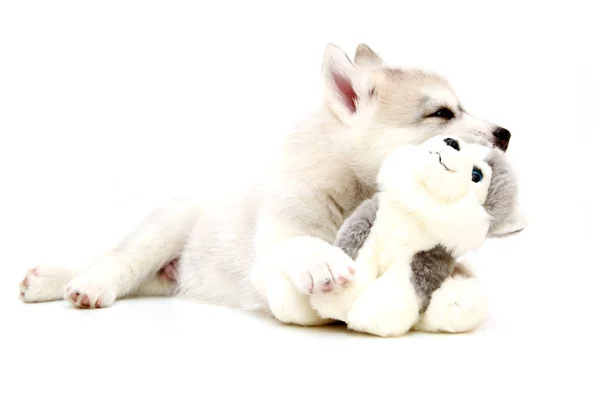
<box><xmin>413</xmin><ymin>257</ymin><xmax>488</xmax><ymax>332</ymax></box>
<box><xmin>19</xmin><ymin>44</ymin><xmax>525</xmax><ymax>328</ymax></box>
<box><xmin>412</xmin><ymin>275</ymin><xmax>489</xmax><ymax>333</ymax></box>
<box><xmin>20</xmin><ymin>265</ymin><xmax>77</xmax><ymax>303</ymax></box>
<box><xmin>347</xmin><ymin>267</ymin><xmax>421</xmax><ymax>337</ymax></box>
<box><xmin>310</xmin><ymin>137</ymin><xmax>493</xmax><ymax>337</ymax></box>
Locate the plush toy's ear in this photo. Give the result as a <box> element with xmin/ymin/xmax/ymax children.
<box><xmin>488</xmin><ymin>203</ymin><xmax>528</xmax><ymax>237</ymax></box>
<box><xmin>354</xmin><ymin>43</ymin><xmax>385</xmax><ymax>68</ymax></box>
<box><xmin>322</xmin><ymin>44</ymin><xmax>372</xmax><ymax>123</ymax></box>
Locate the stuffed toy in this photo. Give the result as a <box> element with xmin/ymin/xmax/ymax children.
<box><xmin>309</xmin><ymin>135</ymin><xmax>522</xmax><ymax>337</ymax></box>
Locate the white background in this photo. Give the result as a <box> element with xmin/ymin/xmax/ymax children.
<box><xmin>1</xmin><ymin>1</ymin><xmax>598</xmax><ymax>399</ymax></box>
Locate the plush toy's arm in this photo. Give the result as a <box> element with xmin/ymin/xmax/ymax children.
<box><xmin>410</xmin><ymin>245</ymin><xmax>456</xmax><ymax>312</ymax></box>
<box><xmin>334</xmin><ymin>195</ymin><xmax>379</xmax><ymax>260</ymax></box>
<box><xmin>309</xmin><ymin>196</ymin><xmax>381</xmax><ymax>322</ymax></box>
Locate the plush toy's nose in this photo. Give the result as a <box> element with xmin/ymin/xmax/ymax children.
<box><xmin>443</xmin><ymin>137</ymin><xmax>460</xmax><ymax>151</ymax></box>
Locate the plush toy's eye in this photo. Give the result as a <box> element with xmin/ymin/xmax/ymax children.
<box><xmin>472</xmin><ymin>167</ymin><xmax>483</xmax><ymax>183</ymax></box>
<box><xmin>443</xmin><ymin>137</ymin><xmax>460</xmax><ymax>151</ymax></box>
<box><xmin>427</xmin><ymin>107</ymin><xmax>455</xmax><ymax>120</ymax></box>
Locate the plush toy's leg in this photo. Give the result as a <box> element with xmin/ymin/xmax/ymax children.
<box><xmin>346</xmin><ymin>267</ymin><xmax>420</xmax><ymax>337</ymax></box>
<box><xmin>412</xmin><ymin>270</ymin><xmax>488</xmax><ymax>333</ymax></box>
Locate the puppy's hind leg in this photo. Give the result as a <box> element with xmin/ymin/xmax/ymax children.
<box><xmin>63</xmin><ymin>197</ymin><xmax>201</xmax><ymax>309</ymax></box>
<box><xmin>20</xmin><ymin>258</ymin><xmax>180</xmax><ymax>303</ymax></box>
<box><xmin>131</xmin><ymin>257</ymin><xmax>180</xmax><ymax>298</ymax></box>
<box><xmin>20</xmin><ymin>265</ymin><xmax>80</xmax><ymax>303</ymax></box>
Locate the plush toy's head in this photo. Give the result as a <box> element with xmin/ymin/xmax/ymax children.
<box><xmin>412</xmin><ymin>135</ymin><xmax>493</xmax><ymax>205</ymax></box>
<box><xmin>376</xmin><ymin>134</ymin><xmax>519</xmax><ymax>254</ymax></box>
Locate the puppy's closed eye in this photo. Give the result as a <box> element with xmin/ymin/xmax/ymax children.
<box><xmin>426</xmin><ymin>107</ymin><xmax>455</xmax><ymax>120</ymax></box>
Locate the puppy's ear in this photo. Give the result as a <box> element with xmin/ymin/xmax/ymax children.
<box><xmin>322</xmin><ymin>44</ymin><xmax>372</xmax><ymax>123</ymax></box>
<box><xmin>354</xmin><ymin>43</ymin><xmax>384</xmax><ymax>68</ymax></box>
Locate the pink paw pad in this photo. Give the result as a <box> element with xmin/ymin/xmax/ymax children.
<box><xmin>67</xmin><ymin>288</ymin><xmax>102</xmax><ymax>308</ymax></box>
<box><xmin>321</xmin><ymin>279</ymin><xmax>334</xmax><ymax>292</ymax></box>
<box><xmin>158</xmin><ymin>258</ymin><xmax>179</xmax><ymax>283</ymax></box>
<box><xmin>19</xmin><ymin>268</ymin><xmax>36</xmax><ymax>297</ymax></box>
<box><xmin>80</xmin><ymin>295</ymin><xmax>90</xmax><ymax>308</ymax></box>
<box><xmin>67</xmin><ymin>290</ymin><xmax>102</xmax><ymax>309</ymax></box>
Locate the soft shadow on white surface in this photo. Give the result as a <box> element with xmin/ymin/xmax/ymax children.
<box><xmin>1</xmin><ymin>1</ymin><xmax>598</xmax><ymax>399</ymax></box>
<box><xmin>3</xmin><ymin>218</ymin><xmax>596</xmax><ymax>399</ymax></box>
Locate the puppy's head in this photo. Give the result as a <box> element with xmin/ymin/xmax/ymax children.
<box><xmin>321</xmin><ymin>44</ymin><xmax>511</xmax><ymax>184</ymax></box>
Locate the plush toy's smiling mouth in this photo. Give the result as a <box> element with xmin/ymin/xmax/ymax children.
<box><xmin>430</xmin><ymin>151</ymin><xmax>453</xmax><ymax>172</ymax></box>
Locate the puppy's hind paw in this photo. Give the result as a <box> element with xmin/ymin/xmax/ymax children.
<box><xmin>19</xmin><ymin>265</ymin><xmax>73</xmax><ymax>303</ymax></box>
<box><xmin>64</xmin><ymin>276</ymin><xmax>117</xmax><ymax>309</ymax></box>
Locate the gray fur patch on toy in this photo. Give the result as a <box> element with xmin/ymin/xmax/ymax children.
<box><xmin>333</xmin><ymin>195</ymin><xmax>379</xmax><ymax>260</ymax></box>
<box><xmin>333</xmin><ymin>196</ymin><xmax>455</xmax><ymax>312</ymax></box>
<box><xmin>410</xmin><ymin>245</ymin><xmax>456</xmax><ymax>311</ymax></box>
<box><xmin>484</xmin><ymin>149</ymin><xmax>518</xmax><ymax>233</ymax></box>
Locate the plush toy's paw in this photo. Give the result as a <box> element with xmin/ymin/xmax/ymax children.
<box><xmin>413</xmin><ymin>275</ymin><xmax>488</xmax><ymax>333</ymax></box>
<box><xmin>285</xmin><ymin>238</ymin><xmax>356</xmax><ymax>295</ymax></box>
<box><xmin>347</xmin><ymin>284</ymin><xmax>420</xmax><ymax>337</ymax></box>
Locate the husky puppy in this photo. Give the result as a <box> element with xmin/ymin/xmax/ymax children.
<box><xmin>311</xmin><ymin>135</ymin><xmax>520</xmax><ymax>336</ymax></box>
<box><xmin>19</xmin><ymin>43</ymin><xmax>525</xmax><ymax>327</ymax></box>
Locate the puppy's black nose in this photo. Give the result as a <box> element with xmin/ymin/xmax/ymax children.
<box><xmin>493</xmin><ymin>127</ymin><xmax>511</xmax><ymax>151</ymax></box>
<box><xmin>443</xmin><ymin>137</ymin><xmax>460</xmax><ymax>151</ymax></box>
<box><xmin>493</xmin><ymin>127</ymin><xmax>511</xmax><ymax>142</ymax></box>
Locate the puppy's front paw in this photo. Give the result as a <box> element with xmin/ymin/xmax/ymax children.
<box><xmin>64</xmin><ymin>275</ymin><xmax>117</xmax><ymax>309</ymax></box>
<box><xmin>414</xmin><ymin>276</ymin><xmax>488</xmax><ymax>333</ymax></box>
<box><xmin>286</xmin><ymin>238</ymin><xmax>356</xmax><ymax>295</ymax></box>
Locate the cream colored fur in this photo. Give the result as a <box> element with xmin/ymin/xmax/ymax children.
<box><xmin>19</xmin><ymin>43</ymin><xmax>525</xmax><ymax>327</ymax></box>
